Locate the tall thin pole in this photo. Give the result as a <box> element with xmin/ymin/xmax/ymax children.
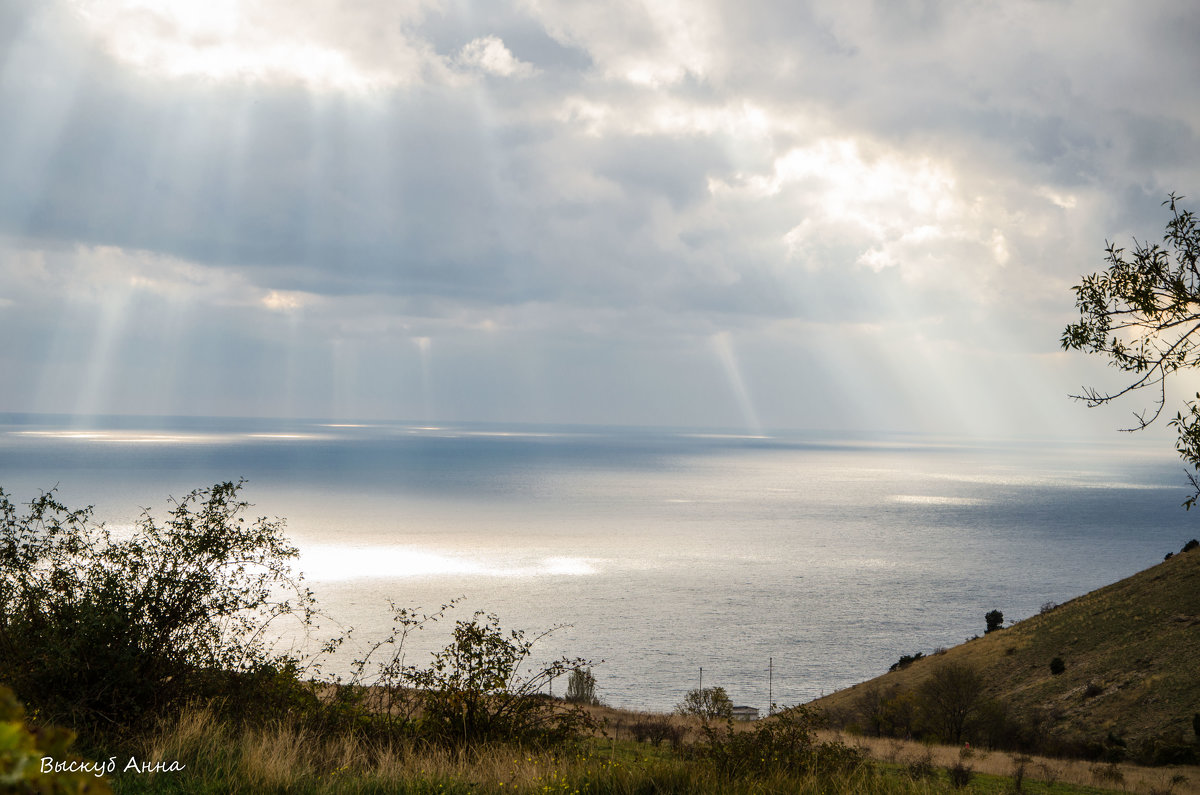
<box><xmin>699</xmin><ymin>666</ymin><xmax>703</xmax><ymax>693</ymax></box>
<box><xmin>768</xmin><ymin>657</ymin><xmax>773</xmax><ymax>714</ymax></box>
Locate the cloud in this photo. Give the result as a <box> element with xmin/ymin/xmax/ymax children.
<box><xmin>67</xmin><ymin>0</ymin><xmax>452</xmax><ymax>91</ymax></box>
<box><xmin>457</xmin><ymin>36</ymin><xmax>537</xmax><ymax>78</ymax></box>
<box><xmin>1</xmin><ymin>0</ymin><xmax>1198</xmax><ymax>431</ymax></box>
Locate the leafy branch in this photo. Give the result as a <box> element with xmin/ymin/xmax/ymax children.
<box><xmin>1062</xmin><ymin>193</ymin><xmax>1200</xmax><ymax>506</ymax></box>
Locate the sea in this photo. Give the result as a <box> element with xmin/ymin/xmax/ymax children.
<box><xmin>2</xmin><ymin>413</ymin><xmax>1196</xmax><ymax>714</ymax></box>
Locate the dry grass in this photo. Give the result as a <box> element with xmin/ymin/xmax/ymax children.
<box><xmin>811</xmin><ymin>549</ymin><xmax>1200</xmax><ymax>753</ymax></box>
<box><xmin>119</xmin><ymin>704</ymin><xmax>941</xmax><ymax>794</ymax></box>
<box><xmin>838</xmin><ymin>731</ymin><xmax>1200</xmax><ymax>794</ymax></box>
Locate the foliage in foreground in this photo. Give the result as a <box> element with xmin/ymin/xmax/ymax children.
<box><xmin>0</xmin><ymin>684</ymin><xmax>111</xmax><ymax>794</ymax></box>
<box><xmin>111</xmin><ymin>702</ymin><xmax>1146</xmax><ymax>795</ymax></box>
<box><xmin>117</xmin><ymin>704</ymin><xmax>865</xmax><ymax>794</ymax></box>
<box><xmin>0</xmin><ymin>482</ymin><xmax>600</xmax><ymax>756</ymax></box>
<box><xmin>0</xmin><ymin>482</ymin><xmax>319</xmax><ymax>733</ymax></box>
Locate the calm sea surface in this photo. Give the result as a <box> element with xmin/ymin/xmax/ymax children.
<box><xmin>2</xmin><ymin>414</ymin><xmax>1196</xmax><ymax>712</ymax></box>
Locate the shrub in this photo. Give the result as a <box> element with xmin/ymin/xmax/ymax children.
<box><xmin>630</xmin><ymin>716</ymin><xmax>682</xmax><ymax>747</ymax></box>
<box><xmin>1136</xmin><ymin>730</ymin><xmax>1200</xmax><ymax>766</ymax></box>
<box><xmin>985</xmin><ymin>609</ymin><xmax>1004</xmax><ymax>633</ymax></box>
<box><xmin>1183</xmin><ymin>538</ymin><xmax>1199</xmax><ymax>553</ymax></box>
<box><xmin>905</xmin><ymin>749</ymin><xmax>936</xmax><ymax>780</ymax></box>
<box><xmin>918</xmin><ymin>662</ymin><xmax>983</xmax><ymax>744</ymax></box>
<box><xmin>971</xmin><ymin>697</ymin><xmax>1043</xmax><ymax>752</ymax></box>
<box><xmin>0</xmin><ymin>482</ymin><xmax>318</xmax><ymax>732</ymax></box>
<box><xmin>1084</xmin><ymin>732</ymin><xmax>1127</xmax><ymax>762</ymax></box>
<box><xmin>889</xmin><ymin>652</ymin><xmax>924</xmax><ymax>672</ymax></box>
<box><xmin>853</xmin><ymin>685</ymin><xmax>919</xmax><ymax>738</ymax></box>
<box><xmin>676</xmin><ymin>687</ymin><xmax>733</xmax><ymax>721</ymax></box>
<box><xmin>394</xmin><ymin>610</ymin><xmax>597</xmax><ymax>746</ymax></box>
<box><xmin>947</xmin><ymin>760</ymin><xmax>973</xmax><ymax>788</ymax></box>
<box><xmin>1050</xmin><ymin>657</ymin><xmax>1066</xmax><ymax>675</ymax></box>
<box><xmin>700</xmin><ymin>705</ymin><xmax>863</xmax><ymax>780</ymax></box>
<box><xmin>1090</xmin><ymin>761</ymin><xmax>1125</xmax><ymax>786</ymax></box>
<box><xmin>565</xmin><ymin>666</ymin><xmax>599</xmax><ymax>705</ymax></box>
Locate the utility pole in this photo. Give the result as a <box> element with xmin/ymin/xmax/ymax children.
<box><xmin>699</xmin><ymin>666</ymin><xmax>703</xmax><ymax>693</ymax></box>
<box><xmin>768</xmin><ymin>657</ymin><xmax>773</xmax><ymax>715</ymax></box>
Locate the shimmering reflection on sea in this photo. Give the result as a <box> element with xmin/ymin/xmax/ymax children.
<box><xmin>0</xmin><ymin>414</ymin><xmax>1192</xmax><ymax>712</ymax></box>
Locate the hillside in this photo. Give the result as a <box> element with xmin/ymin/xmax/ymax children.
<box><xmin>809</xmin><ymin>543</ymin><xmax>1200</xmax><ymax>758</ymax></box>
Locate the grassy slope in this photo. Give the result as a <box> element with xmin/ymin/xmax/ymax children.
<box><xmin>809</xmin><ymin>546</ymin><xmax>1200</xmax><ymax>746</ymax></box>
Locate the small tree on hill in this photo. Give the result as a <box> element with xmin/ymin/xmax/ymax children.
<box><xmin>918</xmin><ymin>662</ymin><xmax>983</xmax><ymax>744</ymax></box>
<box><xmin>565</xmin><ymin>666</ymin><xmax>599</xmax><ymax>705</ymax></box>
<box><xmin>985</xmin><ymin>610</ymin><xmax>1004</xmax><ymax>633</ymax></box>
<box><xmin>677</xmin><ymin>686</ymin><xmax>734</xmax><ymax>721</ymax></box>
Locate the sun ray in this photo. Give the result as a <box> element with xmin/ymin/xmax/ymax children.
<box><xmin>710</xmin><ymin>330</ymin><xmax>762</xmax><ymax>434</ymax></box>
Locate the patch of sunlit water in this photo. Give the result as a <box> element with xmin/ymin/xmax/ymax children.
<box><xmin>12</xmin><ymin>430</ymin><xmax>331</xmax><ymax>444</ymax></box>
<box><xmin>891</xmin><ymin>494</ymin><xmax>986</xmax><ymax>506</ymax></box>
<box><xmin>298</xmin><ymin>544</ymin><xmax>599</xmax><ymax>581</ymax></box>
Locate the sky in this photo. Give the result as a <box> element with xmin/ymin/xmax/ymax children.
<box><xmin>1</xmin><ymin>0</ymin><xmax>1198</xmax><ymax>436</ymax></box>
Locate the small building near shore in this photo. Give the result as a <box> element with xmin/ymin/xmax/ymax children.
<box><xmin>731</xmin><ymin>705</ymin><xmax>759</xmax><ymax>721</ymax></box>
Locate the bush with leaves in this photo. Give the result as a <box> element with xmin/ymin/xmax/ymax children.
<box><xmin>629</xmin><ymin>715</ymin><xmax>683</xmax><ymax>747</ymax></box>
<box><xmin>1062</xmin><ymin>194</ymin><xmax>1200</xmax><ymax>507</ymax></box>
<box><xmin>918</xmin><ymin>662</ymin><xmax>984</xmax><ymax>744</ymax></box>
<box><xmin>350</xmin><ymin>605</ymin><xmax>597</xmax><ymax>747</ymax></box>
<box><xmin>699</xmin><ymin>705</ymin><xmax>864</xmax><ymax>780</ymax></box>
<box><xmin>853</xmin><ymin>685</ymin><xmax>919</xmax><ymax>738</ymax></box>
<box><xmin>676</xmin><ymin>686</ymin><xmax>734</xmax><ymax>721</ymax></box>
<box><xmin>565</xmin><ymin>667</ymin><xmax>599</xmax><ymax>705</ymax></box>
<box><xmin>889</xmin><ymin>651</ymin><xmax>924</xmax><ymax>672</ymax></box>
<box><xmin>0</xmin><ymin>482</ymin><xmax>319</xmax><ymax>732</ymax></box>
<box><xmin>947</xmin><ymin>760</ymin><xmax>973</xmax><ymax>788</ymax></box>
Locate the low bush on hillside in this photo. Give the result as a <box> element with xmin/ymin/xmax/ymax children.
<box><xmin>843</xmin><ymin>664</ymin><xmax>1049</xmax><ymax>752</ymax></box>
<box><xmin>889</xmin><ymin>652</ymin><xmax>924</xmax><ymax>672</ymax></box>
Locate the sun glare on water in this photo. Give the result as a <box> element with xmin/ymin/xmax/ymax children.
<box><xmin>298</xmin><ymin>545</ymin><xmax>599</xmax><ymax>581</ymax></box>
